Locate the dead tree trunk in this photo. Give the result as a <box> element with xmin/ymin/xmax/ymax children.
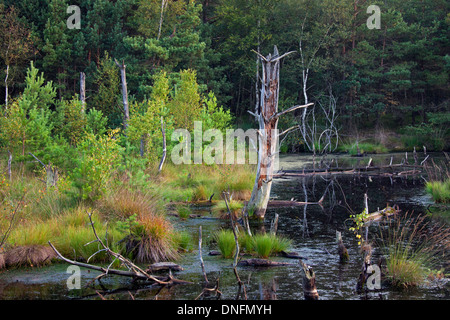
<box><xmin>4</xmin><ymin>64</ymin><xmax>9</xmax><ymax>108</ymax></box>
<box><xmin>114</xmin><ymin>59</ymin><xmax>129</xmax><ymax>132</ymax></box>
<box><xmin>247</xmin><ymin>46</ymin><xmax>312</xmax><ymax>219</ymax></box>
<box><xmin>299</xmin><ymin>259</ymin><xmax>319</xmax><ymax>300</ymax></box>
<box><xmin>7</xmin><ymin>150</ymin><xmax>12</xmax><ymax>181</ymax></box>
<box><xmin>336</xmin><ymin>231</ymin><xmax>349</xmax><ymax>262</ymax></box>
<box><xmin>80</xmin><ymin>72</ymin><xmax>86</xmax><ymax>113</ymax></box>
<box><xmin>158</xmin><ymin>116</ymin><xmax>167</xmax><ymax>173</ymax></box>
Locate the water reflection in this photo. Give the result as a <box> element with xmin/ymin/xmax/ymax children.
<box><xmin>0</xmin><ymin>153</ymin><xmax>448</xmax><ymax>300</ymax></box>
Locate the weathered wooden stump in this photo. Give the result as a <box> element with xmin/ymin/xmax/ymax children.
<box><xmin>336</xmin><ymin>231</ymin><xmax>349</xmax><ymax>262</ymax></box>
<box><xmin>299</xmin><ymin>260</ymin><xmax>319</xmax><ymax>300</ymax></box>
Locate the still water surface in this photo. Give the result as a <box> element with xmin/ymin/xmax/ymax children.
<box><xmin>0</xmin><ymin>153</ymin><xmax>448</xmax><ymax>300</ymax></box>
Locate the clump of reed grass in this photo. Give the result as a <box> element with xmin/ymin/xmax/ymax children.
<box><xmin>377</xmin><ymin>213</ymin><xmax>450</xmax><ymax>289</ymax></box>
<box><xmin>338</xmin><ymin>141</ymin><xmax>388</xmax><ymax>155</ymax></box>
<box><xmin>95</xmin><ymin>187</ymin><xmax>180</xmax><ymax>263</ymax></box>
<box><xmin>425</xmin><ymin>180</ymin><xmax>450</xmax><ymax>203</ymax></box>
<box><xmin>214</xmin><ymin>229</ymin><xmax>292</xmax><ymax>259</ymax></box>
<box><xmin>175</xmin><ymin>204</ymin><xmax>192</xmax><ymax>219</ymax></box>
<box><xmin>172</xmin><ymin>230</ymin><xmax>194</xmax><ymax>253</ymax></box>
<box><xmin>214</xmin><ymin>229</ymin><xmax>236</xmax><ymax>259</ymax></box>
<box><xmin>212</xmin><ymin>200</ymin><xmax>244</xmax><ymax>219</ymax></box>
<box><xmin>424</xmin><ymin>159</ymin><xmax>450</xmax><ymax>204</ymax></box>
<box><xmin>154</xmin><ymin>163</ymin><xmax>254</xmax><ymax>203</ymax></box>
<box><xmin>129</xmin><ymin>211</ymin><xmax>179</xmax><ymax>263</ymax></box>
<box><xmin>96</xmin><ymin>187</ymin><xmax>164</xmax><ymax>221</ymax></box>
<box><xmin>252</xmin><ymin>233</ymin><xmax>292</xmax><ymax>258</ymax></box>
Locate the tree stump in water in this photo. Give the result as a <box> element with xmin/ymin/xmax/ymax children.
<box><xmin>299</xmin><ymin>260</ymin><xmax>319</xmax><ymax>300</ymax></box>
<box><xmin>336</xmin><ymin>231</ymin><xmax>349</xmax><ymax>262</ymax></box>
<box><xmin>356</xmin><ymin>243</ymin><xmax>373</xmax><ymax>293</ymax></box>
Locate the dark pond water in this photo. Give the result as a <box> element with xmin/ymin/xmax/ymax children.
<box><xmin>0</xmin><ymin>153</ymin><xmax>449</xmax><ymax>301</ymax></box>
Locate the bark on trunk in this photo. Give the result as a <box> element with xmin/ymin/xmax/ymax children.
<box><xmin>247</xmin><ymin>47</ymin><xmax>312</xmax><ymax>220</ymax></box>
<box><xmin>80</xmin><ymin>72</ymin><xmax>86</xmax><ymax>113</ymax></box>
<box><xmin>115</xmin><ymin>59</ymin><xmax>129</xmax><ymax>132</ymax></box>
<box><xmin>4</xmin><ymin>64</ymin><xmax>9</xmax><ymax>108</ymax></box>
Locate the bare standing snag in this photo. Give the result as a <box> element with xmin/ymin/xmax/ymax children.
<box><xmin>247</xmin><ymin>46</ymin><xmax>313</xmax><ymax>219</ymax></box>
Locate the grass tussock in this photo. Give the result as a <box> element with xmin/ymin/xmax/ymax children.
<box><xmin>215</xmin><ymin>229</ymin><xmax>237</xmax><ymax>259</ymax></box>
<box><xmin>424</xmin><ymin>159</ymin><xmax>450</xmax><ymax>204</ymax></box>
<box><xmin>3</xmin><ymin>245</ymin><xmax>57</xmax><ymax>268</ymax></box>
<box><xmin>212</xmin><ymin>199</ymin><xmax>244</xmax><ymax>219</ymax></box>
<box><xmin>425</xmin><ymin>180</ymin><xmax>450</xmax><ymax>203</ymax></box>
<box><xmin>377</xmin><ymin>213</ymin><xmax>450</xmax><ymax>289</ymax></box>
<box><xmin>214</xmin><ymin>229</ymin><xmax>292</xmax><ymax>259</ymax></box>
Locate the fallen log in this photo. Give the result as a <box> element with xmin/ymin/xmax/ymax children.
<box><xmin>238</xmin><ymin>258</ymin><xmax>295</xmax><ymax>267</ymax></box>
<box><xmin>267</xmin><ymin>200</ymin><xmax>315</xmax><ymax>207</ymax></box>
<box><xmin>146</xmin><ymin>262</ymin><xmax>184</xmax><ymax>273</ymax></box>
<box><xmin>336</xmin><ymin>231</ymin><xmax>349</xmax><ymax>262</ymax></box>
<box><xmin>364</xmin><ymin>204</ymin><xmax>400</xmax><ymax>223</ymax></box>
<box><xmin>279</xmin><ymin>251</ymin><xmax>307</xmax><ymax>260</ymax></box>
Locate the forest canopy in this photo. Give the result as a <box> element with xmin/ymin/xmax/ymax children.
<box><xmin>0</xmin><ymin>0</ymin><xmax>449</xmax><ymax>154</ymax></box>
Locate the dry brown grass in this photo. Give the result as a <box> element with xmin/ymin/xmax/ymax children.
<box><xmin>97</xmin><ymin>187</ymin><xmax>179</xmax><ymax>263</ymax></box>
<box><xmin>3</xmin><ymin>245</ymin><xmax>57</xmax><ymax>268</ymax></box>
<box><xmin>96</xmin><ymin>187</ymin><xmax>163</xmax><ymax>221</ymax></box>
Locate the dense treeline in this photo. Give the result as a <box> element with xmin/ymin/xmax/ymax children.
<box><xmin>0</xmin><ymin>0</ymin><xmax>449</xmax><ymax>152</ymax></box>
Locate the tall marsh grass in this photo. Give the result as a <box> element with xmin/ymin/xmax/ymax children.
<box><xmin>214</xmin><ymin>229</ymin><xmax>292</xmax><ymax>259</ymax></box>
<box><xmin>424</xmin><ymin>159</ymin><xmax>450</xmax><ymax>204</ymax></box>
<box><xmin>377</xmin><ymin>213</ymin><xmax>450</xmax><ymax>289</ymax></box>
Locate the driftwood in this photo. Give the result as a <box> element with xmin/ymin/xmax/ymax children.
<box><xmin>275</xmin><ymin>151</ymin><xmax>430</xmax><ymax>179</ymax></box>
<box><xmin>267</xmin><ymin>200</ymin><xmax>319</xmax><ymax>207</ymax></box>
<box><xmin>238</xmin><ymin>258</ymin><xmax>295</xmax><ymax>267</ymax></box>
<box><xmin>198</xmin><ymin>226</ymin><xmax>208</xmax><ymax>284</ymax></box>
<box><xmin>280</xmin><ymin>251</ymin><xmax>307</xmax><ymax>260</ymax></box>
<box><xmin>145</xmin><ymin>262</ymin><xmax>183</xmax><ymax>273</ymax></box>
<box><xmin>299</xmin><ymin>260</ymin><xmax>319</xmax><ymax>300</ymax></box>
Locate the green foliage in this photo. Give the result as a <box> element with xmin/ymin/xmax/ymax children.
<box><xmin>215</xmin><ymin>229</ymin><xmax>236</xmax><ymax>259</ymax></box>
<box><xmin>426</xmin><ymin>180</ymin><xmax>450</xmax><ymax>203</ymax></box>
<box><xmin>200</xmin><ymin>91</ymin><xmax>233</xmax><ymax>133</ymax></box>
<box><xmin>91</xmin><ymin>52</ymin><xmax>121</xmax><ymax>128</ymax></box>
<box><xmin>401</xmin><ymin>112</ymin><xmax>450</xmax><ymax>151</ymax></box>
<box><xmin>86</xmin><ymin>108</ymin><xmax>108</xmax><ymax>136</ymax></box>
<box><xmin>348</xmin><ymin>208</ymin><xmax>369</xmax><ymax>246</ymax></box>
<box><xmin>338</xmin><ymin>142</ymin><xmax>388</xmax><ymax>155</ymax></box>
<box><xmin>0</xmin><ymin>63</ymin><xmax>55</xmax><ymax>160</ymax></box>
<box><xmin>251</xmin><ymin>233</ymin><xmax>292</xmax><ymax>258</ymax></box>
<box><xmin>53</xmin><ymin>97</ymin><xmax>86</xmax><ymax>145</ymax></box>
<box><xmin>70</xmin><ymin>129</ymin><xmax>124</xmax><ymax>201</ymax></box>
